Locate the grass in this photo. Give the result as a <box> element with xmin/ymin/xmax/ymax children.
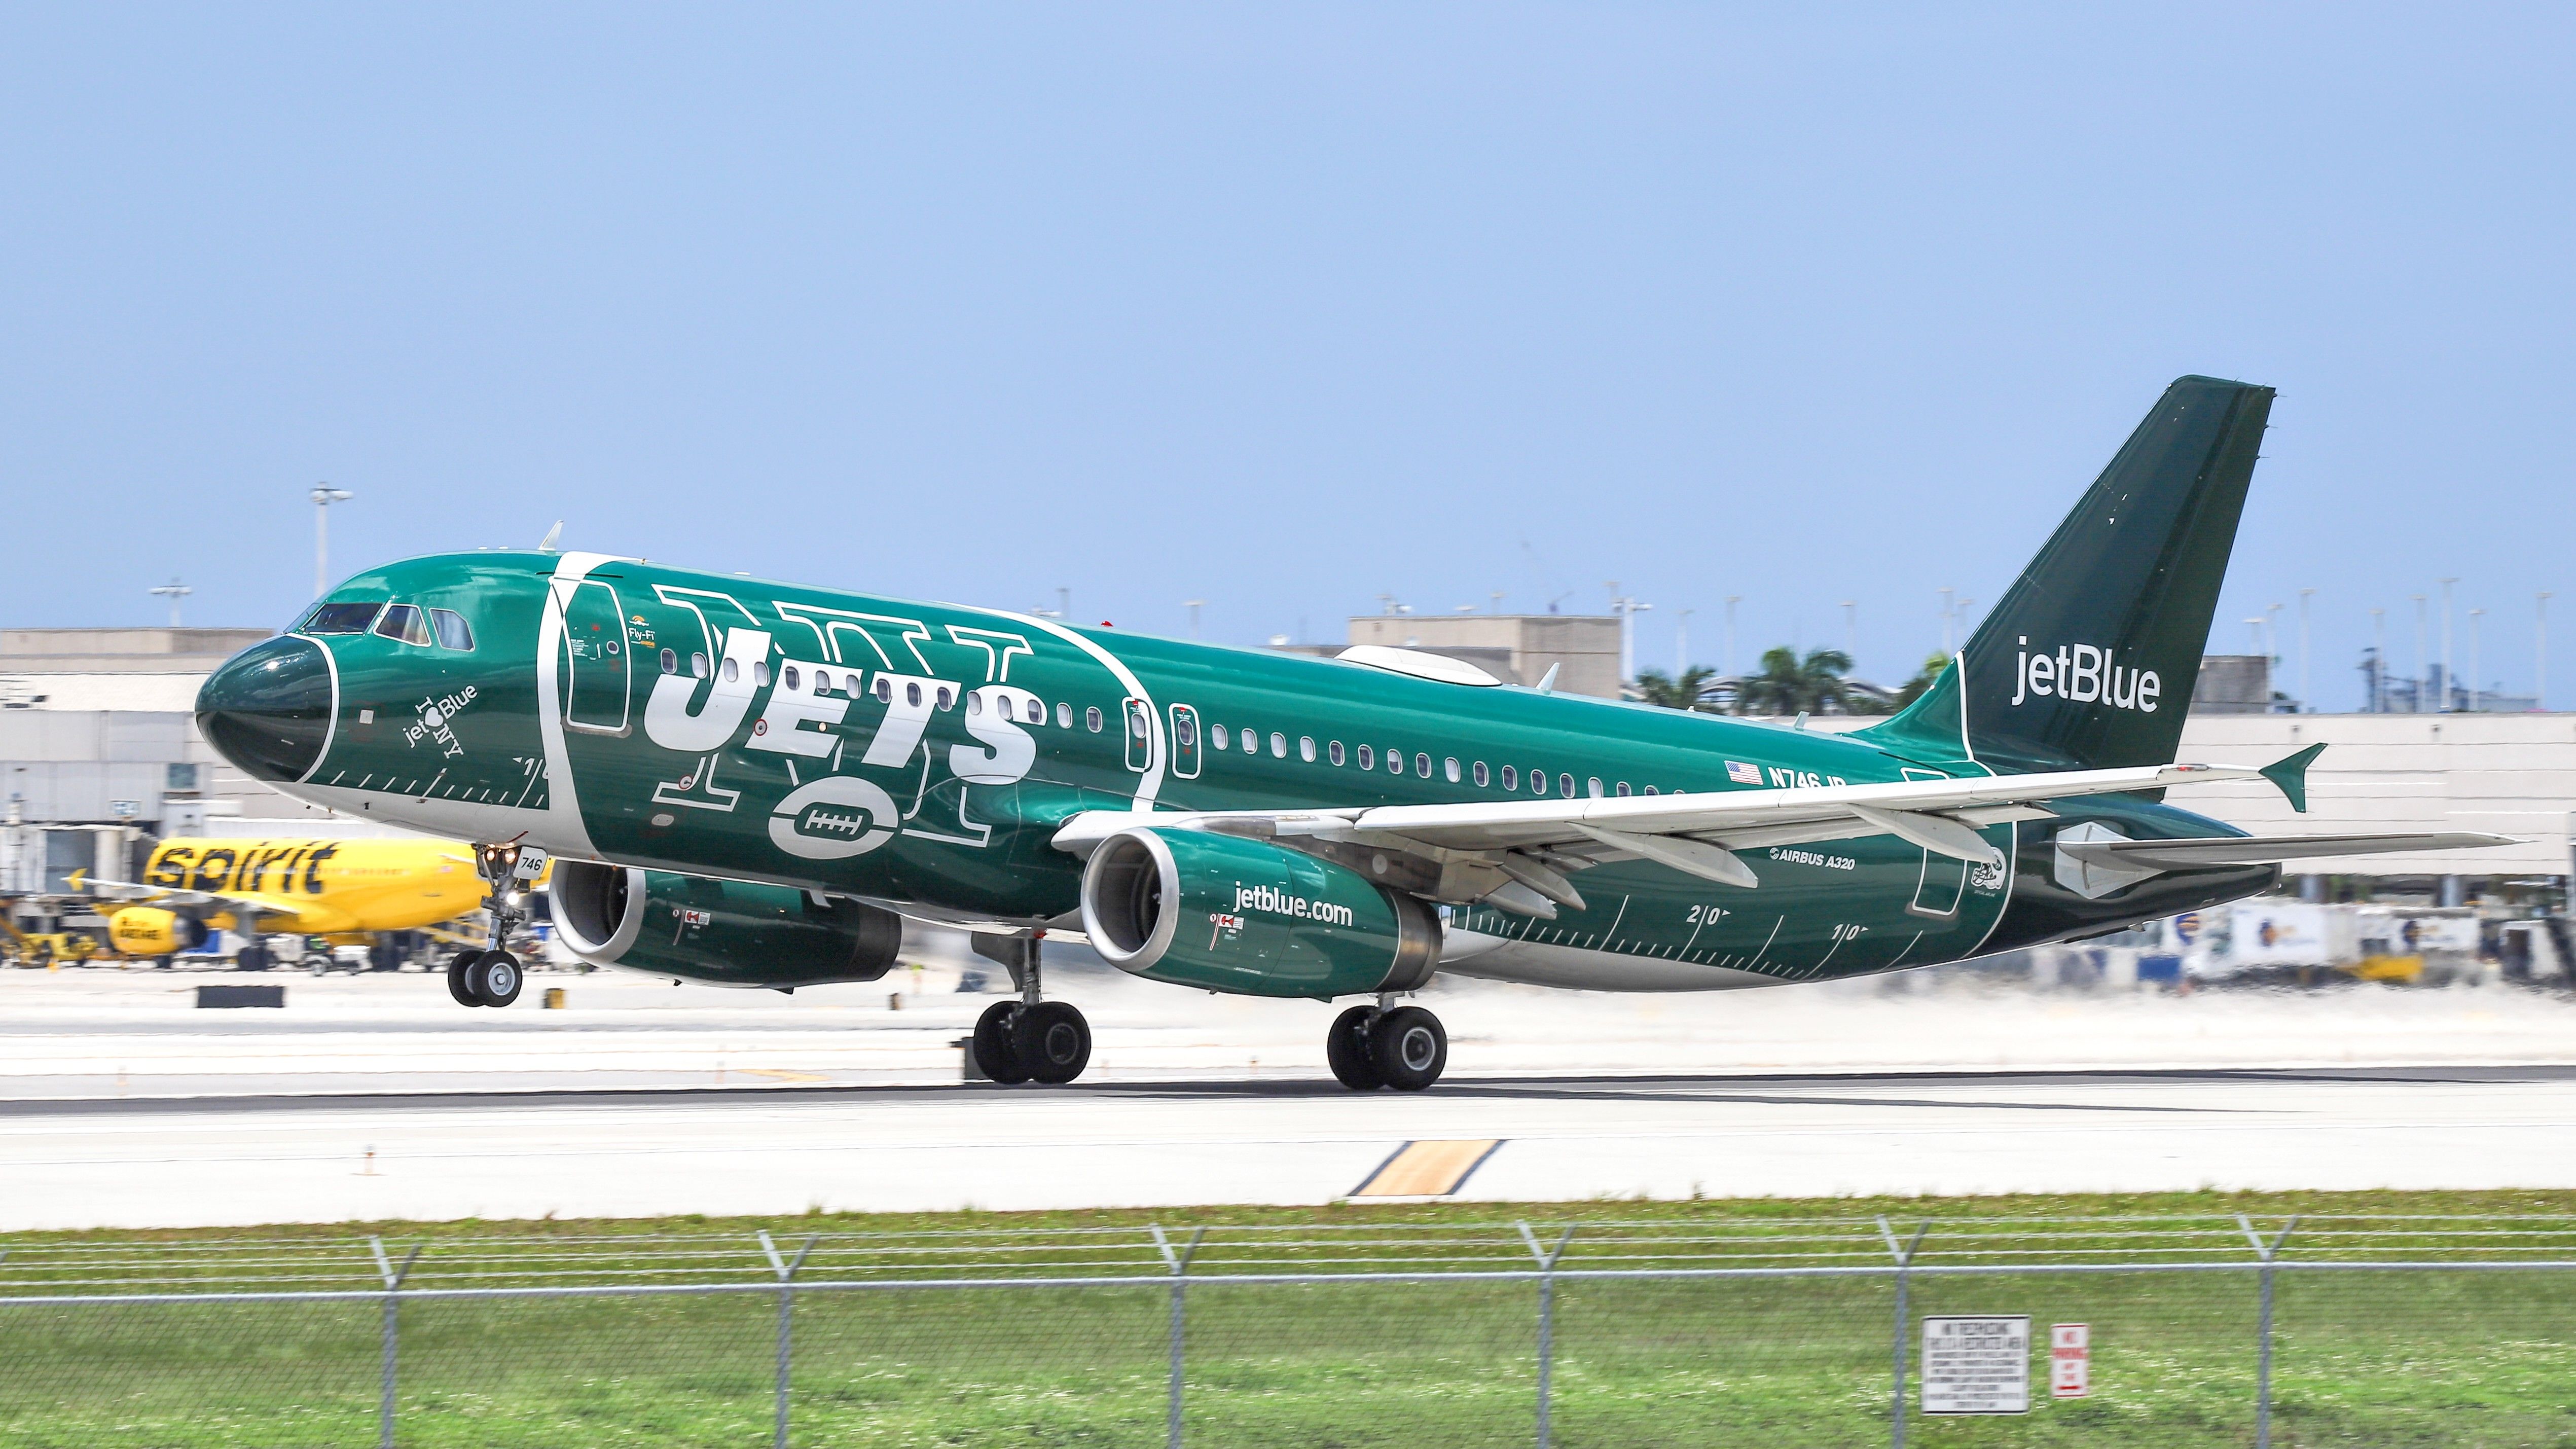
<box><xmin>7</xmin><ymin>1190</ymin><xmax>2576</xmax><ymax>1446</ymax></box>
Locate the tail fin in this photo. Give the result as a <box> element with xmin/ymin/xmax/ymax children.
<box><xmin>1861</xmin><ymin>375</ymin><xmax>2275</xmax><ymax>774</ymax></box>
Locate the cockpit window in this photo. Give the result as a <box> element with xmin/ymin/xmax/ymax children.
<box><xmin>373</xmin><ymin>604</ymin><xmax>434</xmax><ymax>645</ymax></box>
<box><xmin>301</xmin><ymin>601</ymin><xmax>384</xmax><ymax>634</ymax></box>
<box><xmin>429</xmin><ymin>608</ymin><xmax>475</xmax><ymax>651</ymax></box>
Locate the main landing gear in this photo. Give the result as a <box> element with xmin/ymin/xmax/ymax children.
<box><xmin>450</xmin><ymin>842</ymin><xmax>543</xmax><ymax>1010</ymax></box>
<box><xmin>1327</xmin><ymin>998</ymin><xmax>1447</xmax><ymax>1092</ymax></box>
<box><xmin>967</xmin><ymin>932</ymin><xmax>1092</xmax><ymax>1085</ymax></box>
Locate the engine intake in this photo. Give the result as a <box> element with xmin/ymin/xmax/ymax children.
<box><xmin>1080</xmin><ymin>827</ymin><xmax>1438</xmax><ymax>999</ymax></box>
<box><xmin>552</xmin><ymin>859</ymin><xmax>903</xmax><ymax>987</ymax></box>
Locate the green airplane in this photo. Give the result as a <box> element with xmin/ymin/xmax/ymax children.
<box><xmin>197</xmin><ymin>376</ymin><xmax>2507</xmax><ymax>1090</ymax></box>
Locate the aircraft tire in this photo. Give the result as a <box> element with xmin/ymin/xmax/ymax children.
<box><xmin>972</xmin><ymin>1002</ymin><xmax>1032</xmax><ymax>1084</ymax></box>
<box><xmin>1367</xmin><ymin>1006</ymin><xmax>1446</xmax><ymax>1092</ymax></box>
<box><xmin>1012</xmin><ymin>1001</ymin><xmax>1092</xmax><ymax>1085</ymax></box>
<box><xmin>1326</xmin><ymin>1006</ymin><xmax>1383</xmax><ymax>1091</ymax></box>
<box><xmin>446</xmin><ymin>950</ymin><xmax>485</xmax><ymax>1007</ymax></box>
<box><xmin>471</xmin><ymin>951</ymin><xmax>525</xmax><ymax>1007</ymax></box>
<box><xmin>236</xmin><ymin>944</ymin><xmax>270</xmax><ymax>973</ymax></box>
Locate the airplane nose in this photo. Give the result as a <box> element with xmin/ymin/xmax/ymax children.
<box><xmin>197</xmin><ymin>636</ymin><xmax>336</xmax><ymax>782</ymax></box>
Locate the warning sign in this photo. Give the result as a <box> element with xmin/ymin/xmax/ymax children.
<box><xmin>1921</xmin><ymin>1316</ymin><xmax>2030</xmax><ymax>1415</ymax></box>
<box><xmin>2051</xmin><ymin>1323</ymin><xmax>2090</xmax><ymax>1398</ymax></box>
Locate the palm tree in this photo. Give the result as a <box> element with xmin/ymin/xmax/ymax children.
<box><xmin>1736</xmin><ymin>646</ymin><xmax>1856</xmax><ymax>715</ymax></box>
<box><xmin>1893</xmin><ymin>652</ymin><xmax>1952</xmax><ymax>708</ymax></box>
<box><xmin>1632</xmin><ymin>666</ymin><xmax>1719</xmax><ymax>711</ymax></box>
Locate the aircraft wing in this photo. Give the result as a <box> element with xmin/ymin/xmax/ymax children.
<box><xmin>69</xmin><ymin>875</ymin><xmax>335</xmax><ymax>931</ymax></box>
<box><xmin>1053</xmin><ymin>761</ymin><xmax>2281</xmax><ymax>901</ymax></box>
<box><xmin>2055</xmin><ymin>830</ymin><xmax>2517</xmax><ymax>869</ymax></box>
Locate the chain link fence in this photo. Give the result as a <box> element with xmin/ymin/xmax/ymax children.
<box><xmin>5</xmin><ymin>1215</ymin><xmax>2575</xmax><ymax>1446</ymax></box>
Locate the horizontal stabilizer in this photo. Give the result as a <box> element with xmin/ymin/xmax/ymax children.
<box><xmin>2058</xmin><ymin>831</ymin><xmax>2517</xmax><ymax>870</ymax></box>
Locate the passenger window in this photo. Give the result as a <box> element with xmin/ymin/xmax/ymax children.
<box><xmin>1386</xmin><ymin>747</ymin><xmax>1404</xmax><ymax>774</ymax></box>
<box><xmin>1269</xmin><ymin>732</ymin><xmax>1287</xmax><ymax>758</ymax></box>
<box><xmin>1414</xmin><ymin>753</ymin><xmax>1432</xmax><ymax>778</ymax></box>
<box><xmin>783</xmin><ymin>666</ymin><xmax>801</xmax><ymax>691</ymax></box>
<box><xmin>1473</xmin><ymin>761</ymin><xmax>1490</xmax><ymax>787</ymax></box>
<box><xmin>1132</xmin><ymin>705</ymin><xmax>1151</xmax><ymax>739</ymax></box>
<box><xmin>1300</xmin><ymin>736</ymin><xmax>1316</xmax><ymax>762</ymax></box>
<box><xmin>903</xmin><ymin>681</ymin><xmax>921</xmax><ymax>707</ymax></box>
<box><xmin>815</xmin><ymin>670</ymin><xmax>833</xmax><ymax>693</ymax></box>
<box><xmin>1357</xmin><ymin>744</ymin><xmax>1374</xmax><ymax>770</ymax></box>
<box><xmin>300</xmin><ymin>600</ymin><xmax>384</xmax><ymax>634</ymax></box>
<box><xmin>936</xmin><ymin>685</ymin><xmax>954</xmax><ymax>710</ymax></box>
<box><xmin>967</xmin><ymin>691</ymin><xmax>983</xmax><ymax>716</ymax></box>
<box><xmin>876</xmin><ymin>677</ymin><xmax>893</xmax><ymax>703</ymax></box>
<box><xmin>1027</xmin><ymin>699</ymin><xmax>1044</xmax><ymax>724</ymax></box>
<box><xmin>1644</xmin><ymin>785</ymin><xmax>1659</xmax><ymax>795</ymax></box>
<box><xmin>1086</xmin><ymin>706</ymin><xmax>1103</xmax><ymax>733</ymax></box>
<box><xmin>1587</xmin><ymin>777</ymin><xmax>1604</xmax><ymax>798</ymax></box>
<box><xmin>430</xmin><ymin>609</ymin><xmax>475</xmax><ymax>650</ymax></box>
<box><xmin>1534</xmin><ymin>771</ymin><xmax>1553</xmax><ymax>798</ymax></box>
<box><xmin>754</xmin><ymin>662</ymin><xmax>771</xmax><ymax>688</ymax></box>
<box><xmin>1212</xmin><ymin>724</ymin><xmax>1230</xmax><ymax>750</ymax></box>
<box><xmin>722</xmin><ymin>657</ymin><xmax>740</xmax><ymax>683</ymax></box>
<box><xmin>1329</xmin><ymin>741</ymin><xmax>1345</xmax><ymax>766</ymax></box>
<box><xmin>1443</xmin><ymin>757</ymin><xmax>1460</xmax><ymax>782</ymax></box>
<box><xmin>1058</xmin><ymin>703</ymin><xmax>1073</xmax><ymax>729</ymax></box>
<box><xmin>1501</xmin><ymin>765</ymin><xmax>1518</xmax><ymax>790</ymax></box>
<box><xmin>1616</xmin><ymin>782</ymin><xmax>1631</xmax><ymax>796</ymax></box>
<box><xmin>661</xmin><ymin>648</ymin><xmax>678</xmax><ymax>675</ymax></box>
<box><xmin>1176</xmin><ymin>714</ymin><xmax>1197</xmax><ymax>747</ymax></box>
<box><xmin>373</xmin><ymin>604</ymin><xmax>432</xmax><ymax>645</ymax></box>
<box><xmin>1558</xmin><ymin>773</ymin><xmax>1575</xmax><ymax>798</ymax></box>
<box><xmin>691</xmin><ymin>653</ymin><xmax>710</xmax><ymax>679</ymax></box>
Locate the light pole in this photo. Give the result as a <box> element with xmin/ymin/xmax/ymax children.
<box><xmin>2469</xmin><ymin>607</ymin><xmax>2486</xmax><ymax>711</ymax></box>
<box><xmin>2438</xmin><ymin>578</ymin><xmax>2458</xmax><ymax>709</ymax></box>
<box><xmin>1938</xmin><ymin>587</ymin><xmax>1955</xmax><ymax>655</ymax></box>
<box><xmin>149</xmin><ymin>578</ymin><xmax>193</xmax><ymax>627</ymax></box>
<box><xmin>310</xmin><ymin>485</ymin><xmax>353</xmax><ymax>598</ymax></box>
<box><xmin>2411</xmin><ymin>594</ymin><xmax>2428</xmax><ymax>711</ymax></box>
<box><xmin>2541</xmin><ymin>592</ymin><xmax>2554</xmax><ymax>712</ymax></box>
<box><xmin>2369</xmin><ymin>607</ymin><xmax>2385</xmax><ymax>713</ymax></box>
<box><xmin>2298</xmin><ymin>589</ymin><xmax>2314</xmax><ymax>713</ymax></box>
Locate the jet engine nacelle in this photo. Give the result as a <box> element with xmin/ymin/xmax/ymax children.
<box><xmin>551</xmin><ymin>859</ymin><xmax>903</xmax><ymax>987</ymax></box>
<box><xmin>1080</xmin><ymin>827</ymin><xmax>1438</xmax><ymax>999</ymax></box>
<box><xmin>107</xmin><ymin>907</ymin><xmax>208</xmax><ymax>958</ymax></box>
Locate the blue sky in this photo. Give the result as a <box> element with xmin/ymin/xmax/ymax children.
<box><xmin>3</xmin><ymin>5</ymin><xmax>2568</xmax><ymax>708</ymax></box>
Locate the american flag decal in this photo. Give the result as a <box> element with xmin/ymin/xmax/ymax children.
<box><xmin>1726</xmin><ymin>760</ymin><xmax>1763</xmax><ymax>785</ymax></box>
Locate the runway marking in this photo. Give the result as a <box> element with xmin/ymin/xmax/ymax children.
<box><xmin>737</xmin><ymin>1068</ymin><xmax>830</xmax><ymax>1084</ymax></box>
<box><xmin>1350</xmin><ymin>1139</ymin><xmax>1503</xmax><ymax>1198</ymax></box>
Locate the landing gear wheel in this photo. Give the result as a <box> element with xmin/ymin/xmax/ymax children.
<box><xmin>1327</xmin><ymin>1005</ymin><xmax>1384</xmax><ymax>1091</ymax></box>
<box><xmin>1367</xmin><ymin>1006</ymin><xmax>1446</xmax><ymax>1091</ymax></box>
<box><xmin>1012</xmin><ymin>1001</ymin><xmax>1092</xmax><ymax>1084</ymax></box>
<box><xmin>236</xmin><ymin>944</ymin><xmax>270</xmax><ymax>973</ymax></box>
<box><xmin>447</xmin><ymin>950</ymin><xmax>485</xmax><ymax>1007</ymax></box>
<box><xmin>972</xmin><ymin>1001</ymin><xmax>1032</xmax><ymax>1083</ymax></box>
<box><xmin>468</xmin><ymin>950</ymin><xmax>525</xmax><ymax>1007</ymax></box>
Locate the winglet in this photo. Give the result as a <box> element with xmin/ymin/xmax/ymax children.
<box><xmin>2260</xmin><ymin>743</ymin><xmax>2326</xmax><ymax>814</ymax></box>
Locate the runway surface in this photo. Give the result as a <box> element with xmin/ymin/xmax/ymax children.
<box><xmin>9</xmin><ymin>966</ymin><xmax>2575</xmax><ymax>1228</ymax></box>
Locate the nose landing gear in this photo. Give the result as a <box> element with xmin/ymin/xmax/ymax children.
<box><xmin>1327</xmin><ymin>998</ymin><xmax>1447</xmax><ymax>1092</ymax></box>
<box><xmin>449</xmin><ymin>843</ymin><xmax>545</xmax><ymax>1010</ymax></box>
<box><xmin>967</xmin><ymin>932</ymin><xmax>1092</xmax><ymax>1084</ymax></box>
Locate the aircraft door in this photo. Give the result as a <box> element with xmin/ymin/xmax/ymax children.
<box><xmin>557</xmin><ymin>580</ymin><xmax>632</xmax><ymax>735</ymax></box>
<box><xmin>1902</xmin><ymin>767</ymin><xmax>1965</xmax><ymax>917</ymax></box>
<box><xmin>1169</xmin><ymin>704</ymin><xmax>1201</xmax><ymax>779</ymax></box>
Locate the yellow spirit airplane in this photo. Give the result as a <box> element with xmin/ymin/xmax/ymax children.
<box><xmin>78</xmin><ymin>836</ymin><xmax>490</xmax><ymax>972</ymax></box>
<box><xmin>193</xmin><ymin>376</ymin><xmax>2511</xmax><ymax>1086</ymax></box>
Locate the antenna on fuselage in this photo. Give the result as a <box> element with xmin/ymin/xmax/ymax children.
<box><xmin>1535</xmin><ymin>663</ymin><xmax>1561</xmax><ymax>695</ymax></box>
<box><xmin>537</xmin><ymin>520</ymin><xmax>563</xmax><ymax>553</ymax></box>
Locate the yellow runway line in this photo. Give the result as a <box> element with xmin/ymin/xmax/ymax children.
<box><xmin>1349</xmin><ymin>1139</ymin><xmax>1504</xmax><ymax>1198</ymax></box>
